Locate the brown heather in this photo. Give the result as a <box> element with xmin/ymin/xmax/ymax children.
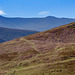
<box><xmin>0</xmin><ymin>22</ymin><xmax>75</xmax><ymax>75</ymax></box>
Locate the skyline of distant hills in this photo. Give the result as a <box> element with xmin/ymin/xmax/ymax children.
<box><xmin>0</xmin><ymin>15</ymin><xmax>75</xmax><ymax>31</ymax></box>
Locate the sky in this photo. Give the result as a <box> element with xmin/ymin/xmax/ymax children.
<box><xmin>0</xmin><ymin>0</ymin><xmax>75</xmax><ymax>18</ymax></box>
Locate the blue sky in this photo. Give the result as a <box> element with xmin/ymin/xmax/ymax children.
<box><xmin>0</xmin><ymin>0</ymin><xmax>75</xmax><ymax>18</ymax></box>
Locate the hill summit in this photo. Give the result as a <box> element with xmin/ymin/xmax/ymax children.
<box><xmin>0</xmin><ymin>22</ymin><xmax>75</xmax><ymax>75</ymax></box>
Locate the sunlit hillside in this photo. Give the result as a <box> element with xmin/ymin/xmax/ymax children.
<box><xmin>0</xmin><ymin>22</ymin><xmax>75</xmax><ymax>75</ymax></box>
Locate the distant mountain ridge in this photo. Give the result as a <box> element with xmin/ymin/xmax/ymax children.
<box><xmin>0</xmin><ymin>27</ymin><xmax>39</xmax><ymax>43</ymax></box>
<box><xmin>0</xmin><ymin>15</ymin><xmax>75</xmax><ymax>31</ymax></box>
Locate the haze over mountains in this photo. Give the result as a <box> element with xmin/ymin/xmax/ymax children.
<box><xmin>0</xmin><ymin>15</ymin><xmax>75</xmax><ymax>31</ymax></box>
<box><xmin>0</xmin><ymin>27</ymin><xmax>39</xmax><ymax>43</ymax></box>
<box><xmin>0</xmin><ymin>22</ymin><xmax>75</xmax><ymax>75</ymax></box>
<box><xmin>0</xmin><ymin>38</ymin><xmax>5</xmax><ymax>43</ymax></box>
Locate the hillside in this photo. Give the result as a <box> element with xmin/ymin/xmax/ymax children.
<box><xmin>0</xmin><ymin>27</ymin><xmax>39</xmax><ymax>43</ymax></box>
<box><xmin>0</xmin><ymin>15</ymin><xmax>75</xmax><ymax>31</ymax></box>
<box><xmin>0</xmin><ymin>22</ymin><xmax>75</xmax><ymax>75</ymax></box>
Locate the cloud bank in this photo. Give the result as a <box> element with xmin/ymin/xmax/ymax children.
<box><xmin>38</xmin><ymin>11</ymin><xmax>50</xmax><ymax>16</ymax></box>
<box><xmin>0</xmin><ymin>10</ymin><xmax>6</xmax><ymax>15</ymax></box>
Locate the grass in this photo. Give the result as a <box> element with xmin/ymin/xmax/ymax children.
<box><xmin>0</xmin><ymin>42</ymin><xmax>75</xmax><ymax>75</ymax></box>
<box><xmin>0</xmin><ymin>22</ymin><xmax>75</xmax><ymax>75</ymax></box>
<box><xmin>1</xmin><ymin>44</ymin><xmax>73</xmax><ymax>75</ymax></box>
<box><xmin>6</xmin><ymin>57</ymin><xmax>75</xmax><ymax>75</ymax></box>
<box><xmin>20</xmin><ymin>37</ymin><xmax>40</xmax><ymax>53</ymax></box>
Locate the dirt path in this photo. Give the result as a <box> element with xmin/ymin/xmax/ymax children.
<box><xmin>20</xmin><ymin>38</ymin><xmax>40</xmax><ymax>53</ymax></box>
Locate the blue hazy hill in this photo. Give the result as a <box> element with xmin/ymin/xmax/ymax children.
<box><xmin>0</xmin><ymin>15</ymin><xmax>75</xmax><ymax>31</ymax></box>
<box><xmin>0</xmin><ymin>27</ymin><xmax>39</xmax><ymax>43</ymax></box>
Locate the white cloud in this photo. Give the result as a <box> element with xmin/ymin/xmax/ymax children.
<box><xmin>38</xmin><ymin>11</ymin><xmax>50</xmax><ymax>16</ymax></box>
<box><xmin>0</xmin><ymin>10</ymin><xmax>6</xmax><ymax>15</ymax></box>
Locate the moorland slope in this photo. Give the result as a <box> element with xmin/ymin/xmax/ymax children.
<box><xmin>0</xmin><ymin>22</ymin><xmax>75</xmax><ymax>75</ymax></box>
